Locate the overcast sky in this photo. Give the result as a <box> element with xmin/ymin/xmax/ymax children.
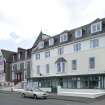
<box><xmin>0</xmin><ymin>0</ymin><xmax>105</xmax><ymax>51</ymax></box>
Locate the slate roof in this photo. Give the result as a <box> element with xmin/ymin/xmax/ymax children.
<box><xmin>1</xmin><ymin>49</ymin><xmax>15</xmax><ymax>63</ymax></box>
<box><xmin>12</xmin><ymin>48</ymin><xmax>32</xmax><ymax>62</ymax></box>
<box><xmin>32</xmin><ymin>31</ymin><xmax>51</xmax><ymax>48</ymax></box>
<box><xmin>32</xmin><ymin>18</ymin><xmax>105</xmax><ymax>52</ymax></box>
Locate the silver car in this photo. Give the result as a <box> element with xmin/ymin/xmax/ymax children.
<box><xmin>21</xmin><ymin>88</ymin><xmax>48</xmax><ymax>99</ymax></box>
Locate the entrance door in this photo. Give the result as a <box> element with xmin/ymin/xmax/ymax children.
<box><xmin>89</xmin><ymin>80</ymin><xmax>98</xmax><ymax>89</ymax></box>
<box><xmin>51</xmin><ymin>79</ymin><xmax>58</xmax><ymax>93</ymax></box>
<box><xmin>59</xmin><ymin>78</ymin><xmax>63</xmax><ymax>87</ymax></box>
<box><xmin>51</xmin><ymin>78</ymin><xmax>63</xmax><ymax>93</ymax></box>
<box><xmin>51</xmin><ymin>86</ymin><xmax>57</xmax><ymax>93</ymax></box>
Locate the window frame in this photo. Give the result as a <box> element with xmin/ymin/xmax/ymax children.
<box><xmin>49</xmin><ymin>38</ymin><xmax>54</xmax><ymax>46</ymax></box>
<box><xmin>72</xmin><ymin>60</ymin><xmax>77</xmax><ymax>70</ymax></box>
<box><xmin>45</xmin><ymin>51</ymin><xmax>50</xmax><ymax>58</ymax></box>
<box><xmin>17</xmin><ymin>63</ymin><xmax>20</xmax><ymax>70</ymax></box>
<box><xmin>57</xmin><ymin>62</ymin><xmax>65</xmax><ymax>73</ymax></box>
<box><xmin>89</xmin><ymin>57</ymin><xmax>95</xmax><ymax>69</ymax></box>
<box><xmin>60</xmin><ymin>33</ymin><xmax>68</xmax><ymax>43</ymax></box>
<box><xmin>75</xmin><ymin>29</ymin><xmax>82</xmax><ymax>38</ymax></box>
<box><xmin>74</xmin><ymin>43</ymin><xmax>81</xmax><ymax>52</ymax></box>
<box><xmin>38</xmin><ymin>41</ymin><xmax>44</xmax><ymax>49</ymax></box>
<box><xmin>90</xmin><ymin>39</ymin><xmax>99</xmax><ymax>48</ymax></box>
<box><xmin>46</xmin><ymin>64</ymin><xmax>50</xmax><ymax>74</ymax></box>
<box><xmin>58</xmin><ymin>47</ymin><xmax>64</xmax><ymax>55</ymax></box>
<box><xmin>91</xmin><ymin>21</ymin><xmax>102</xmax><ymax>33</ymax></box>
<box><xmin>36</xmin><ymin>53</ymin><xmax>40</xmax><ymax>60</ymax></box>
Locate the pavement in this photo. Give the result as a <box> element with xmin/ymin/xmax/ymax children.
<box><xmin>48</xmin><ymin>93</ymin><xmax>105</xmax><ymax>104</ymax></box>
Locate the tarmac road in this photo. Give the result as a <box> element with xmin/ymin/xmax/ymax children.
<box><xmin>0</xmin><ymin>92</ymin><xmax>105</xmax><ymax>105</ymax></box>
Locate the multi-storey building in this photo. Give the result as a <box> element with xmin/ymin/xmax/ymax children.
<box><xmin>0</xmin><ymin>49</ymin><xmax>14</xmax><ymax>86</ymax></box>
<box><xmin>11</xmin><ymin>48</ymin><xmax>31</xmax><ymax>85</ymax></box>
<box><xmin>30</xmin><ymin>18</ymin><xmax>105</xmax><ymax>92</ymax></box>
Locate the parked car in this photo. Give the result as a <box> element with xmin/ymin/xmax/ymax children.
<box><xmin>21</xmin><ymin>88</ymin><xmax>48</xmax><ymax>99</ymax></box>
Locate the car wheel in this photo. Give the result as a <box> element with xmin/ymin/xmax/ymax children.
<box><xmin>33</xmin><ymin>94</ymin><xmax>37</xmax><ymax>99</ymax></box>
<box><xmin>21</xmin><ymin>93</ymin><xmax>25</xmax><ymax>98</ymax></box>
<box><xmin>43</xmin><ymin>96</ymin><xmax>47</xmax><ymax>99</ymax></box>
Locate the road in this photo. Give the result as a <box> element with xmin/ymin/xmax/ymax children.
<box><xmin>0</xmin><ymin>92</ymin><xmax>105</xmax><ymax>105</ymax></box>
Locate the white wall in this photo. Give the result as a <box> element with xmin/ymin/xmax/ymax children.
<box><xmin>31</xmin><ymin>35</ymin><xmax>105</xmax><ymax>78</ymax></box>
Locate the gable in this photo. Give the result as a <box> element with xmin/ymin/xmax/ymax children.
<box><xmin>1</xmin><ymin>49</ymin><xmax>15</xmax><ymax>63</ymax></box>
<box><xmin>32</xmin><ymin>31</ymin><xmax>50</xmax><ymax>48</ymax></box>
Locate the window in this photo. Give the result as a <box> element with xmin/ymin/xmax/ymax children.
<box><xmin>36</xmin><ymin>65</ymin><xmax>40</xmax><ymax>74</ymax></box>
<box><xmin>23</xmin><ymin>62</ymin><xmax>25</xmax><ymax>69</ymax></box>
<box><xmin>89</xmin><ymin>57</ymin><xmax>95</xmax><ymax>69</ymax></box>
<box><xmin>12</xmin><ymin>72</ymin><xmax>15</xmax><ymax>80</ymax></box>
<box><xmin>14</xmin><ymin>64</ymin><xmax>17</xmax><ymax>71</ymax></box>
<box><xmin>36</xmin><ymin>53</ymin><xmax>40</xmax><ymax>60</ymax></box>
<box><xmin>58</xmin><ymin>47</ymin><xmax>64</xmax><ymax>55</ymax></box>
<box><xmin>24</xmin><ymin>62</ymin><xmax>27</xmax><ymax>69</ymax></box>
<box><xmin>20</xmin><ymin>63</ymin><xmax>24</xmax><ymax>70</ymax></box>
<box><xmin>46</xmin><ymin>64</ymin><xmax>50</xmax><ymax>74</ymax></box>
<box><xmin>57</xmin><ymin>62</ymin><xmax>65</xmax><ymax>73</ymax></box>
<box><xmin>91</xmin><ymin>21</ymin><xmax>102</xmax><ymax>33</ymax></box>
<box><xmin>18</xmin><ymin>53</ymin><xmax>20</xmax><ymax>60</ymax></box>
<box><xmin>90</xmin><ymin>39</ymin><xmax>99</xmax><ymax>48</ymax></box>
<box><xmin>13</xmin><ymin>56</ymin><xmax>14</xmax><ymax>62</ymax></box>
<box><xmin>60</xmin><ymin>33</ymin><xmax>68</xmax><ymax>42</ymax></box>
<box><xmin>45</xmin><ymin>51</ymin><xmax>50</xmax><ymax>58</ymax></box>
<box><xmin>17</xmin><ymin>63</ymin><xmax>20</xmax><ymax>70</ymax></box>
<box><xmin>12</xmin><ymin>65</ymin><xmax>14</xmax><ymax>71</ymax></box>
<box><xmin>25</xmin><ymin>51</ymin><xmax>27</xmax><ymax>59</ymax></box>
<box><xmin>74</xmin><ymin>43</ymin><xmax>81</xmax><ymax>52</ymax></box>
<box><xmin>38</xmin><ymin>41</ymin><xmax>44</xmax><ymax>49</ymax></box>
<box><xmin>24</xmin><ymin>71</ymin><xmax>27</xmax><ymax>80</ymax></box>
<box><xmin>72</xmin><ymin>60</ymin><xmax>77</xmax><ymax>70</ymax></box>
<box><xmin>49</xmin><ymin>38</ymin><xmax>54</xmax><ymax>46</ymax></box>
<box><xmin>75</xmin><ymin>29</ymin><xmax>82</xmax><ymax>38</ymax></box>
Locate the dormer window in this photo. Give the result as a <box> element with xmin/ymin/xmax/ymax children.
<box><xmin>91</xmin><ymin>21</ymin><xmax>102</xmax><ymax>33</ymax></box>
<box><xmin>75</xmin><ymin>29</ymin><xmax>82</xmax><ymax>38</ymax></box>
<box><xmin>60</xmin><ymin>33</ymin><xmax>68</xmax><ymax>43</ymax></box>
<box><xmin>38</xmin><ymin>41</ymin><xmax>44</xmax><ymax>49</ymax></box>
<box><xmin>49</xmin><ymin>38</ymin><xmax>54</xmax><ymax>46</ymax></box>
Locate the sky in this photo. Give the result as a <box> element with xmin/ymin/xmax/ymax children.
<box><xmin>0</xmin><ymin>0</ymin><xmax>105</xmax><ymax>51</ymax></box>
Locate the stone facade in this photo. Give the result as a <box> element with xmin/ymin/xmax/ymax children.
<box><xmin>11</xmin><ymin>48</ymin><xmax>31</xmax><ymax>85</ymax></box>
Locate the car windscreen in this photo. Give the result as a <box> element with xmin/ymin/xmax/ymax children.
<box><xmin>34</xmin><ymin>89</ymin><xmax>43</xmax><ymax>92</ymax></box>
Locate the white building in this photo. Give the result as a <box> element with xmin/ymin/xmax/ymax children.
<box><xmin>30</xmin><ymin>18</ymin><xmax>105</xmax><ymax>92</ymax></box>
